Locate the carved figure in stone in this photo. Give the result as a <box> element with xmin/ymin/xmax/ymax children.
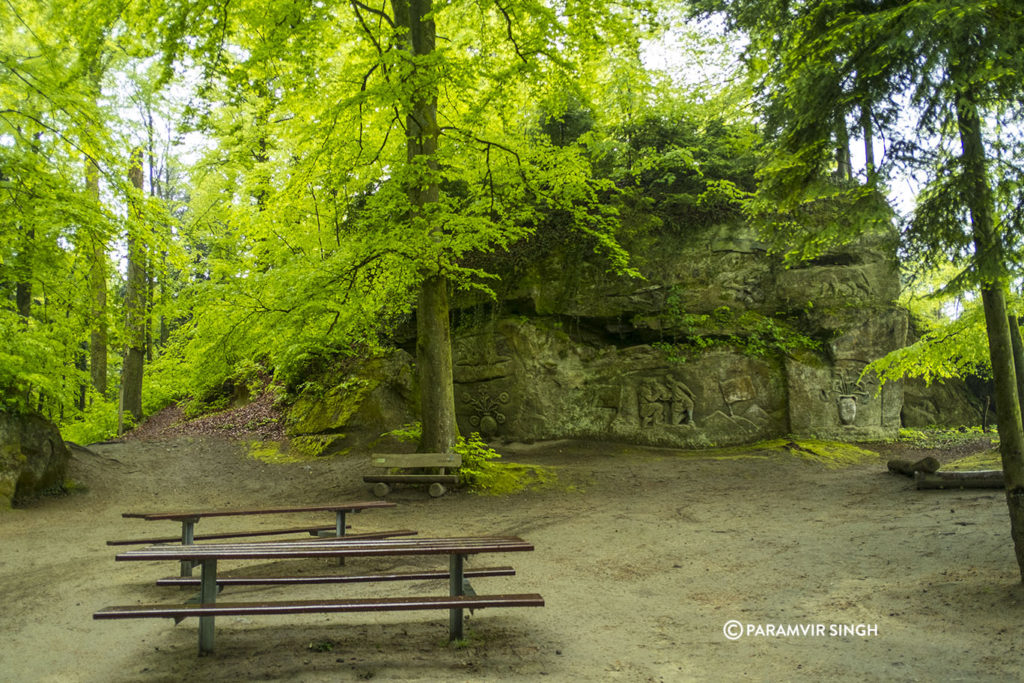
<box><xmin>821</xmin><ymin>367</ymin><xmax>869</xmax><ymax>426</ymax></box>
<box><xmin>639</xmin><ymin>380</ymin><xmax>666</xmax><ymax>427</ymax></box>
<box><xmin>668</xmin><ymin>379</ymin><xmax>695</xmax><ymax>426</ymax></box>
<box><xmin>638</xmin><ymin>378</ymin><xmax>696</xmax><ymax>428</ymax></box>
<box><xmin>462</xmin><ymin>387</ymin><xmax>510</xmax><ymax>437</ymax></box>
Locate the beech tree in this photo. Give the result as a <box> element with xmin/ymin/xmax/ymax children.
<box><xmin>698</xmin><ymin>0</ymin><xmax>1024</xmax><ymax>580</ymax></box>
<box><xmin>132</xmin><ymin>0</ymin><xmax>643</xmax><ymax>452</ymax></box>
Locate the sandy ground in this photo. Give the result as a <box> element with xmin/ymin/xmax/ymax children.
<box><xmin>2</xmin><ymin>433</ymin><xmax>1023</xmax><ymax>682</ymax></box>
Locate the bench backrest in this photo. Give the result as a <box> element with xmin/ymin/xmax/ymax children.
<box><xmin>371</xmin><ymin>453</ymin><xmax>462</xmax><ymax>468</ymax></box>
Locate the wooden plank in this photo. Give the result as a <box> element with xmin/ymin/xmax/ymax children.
<box><xmin>308</xmin><ymin>529</ymin><xmax>418</xmax><ymax>541</ymax></box>
<box><xmin>363</xmin><ymin>474</ymin><xmax>459</xmax><ymax>485</ymax></box>
<box><xmin>371</xmin><ymin>453</ymin><xmax>462</xmax><ymax>468</ymax></box>
<box><xmin>114</xmin><ymin>536</ymin><xmax>534</xmax><ymax>562</ymax></box>
<box><xmin>107</xmin><ymin>524</ymin><xmax>340</xmax><ymax>546</ymax></box>
<box><xmin>94</xmin><ymin>594</ymin><xmax>545</xmax><ymax>619</ymax></box>
<box><xmin>122</xmin><ymin>501</ymin><xmax>395</xmax><ymax>521</ymax></box>
<box><xmin>915</xmin><ymin>470</ymin><xmax>1005</xmax><ymax>490</ymax></box>
<box><xmin>156</xmin><ymin>566</ymin><xmax>517</xmax><ymax>587</ymax></box>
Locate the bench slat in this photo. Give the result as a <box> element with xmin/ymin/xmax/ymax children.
<box><xmin>115</xmin><ymin>536</ymin><xmax>531</xmax><ymax>560</ymax></box>
<box><xmin>94</xmin><ymin>594</ymin><xmax>545</xmax><ymax>619</ymax></box>
<box><xmin>371</xmin><ymin>453</ymin><xmax>462</xmax><ymax>468</ymax></box>
<box><xmin>122</xmin><ymin>501</ymin><xmax>395</xmax><ymax>521</ymax></box>
<box><xmin>107</xmin><ymin>527</ymin><xmax>417</xmax><ymax>547</ymax></box>
<box><xmin>156</xmin><ymin>565</ymin><xmax>516</xmax><ymax>587</ymax></box>
<box><xmin>107</xmin><ymin>524</ymin><xmax>340</xmax><ymax>546</ymax></box>
<box><xmin>363</xmin><ymin>474</ymin><xmax>459</xmax><ymax>485</ymax></box>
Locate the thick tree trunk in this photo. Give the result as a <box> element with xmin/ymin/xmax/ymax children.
<box><xmin>956</xmin><ymin>87</ymin><xmax>1024</xmax><ymax>581</ymax></box>
<box><xmin>119</xmin><ymin>149</ymin><xmax>147</xmax><ymax>433</ymax></box>
<box><xmin>393</xmin><ymin>0</ymin><xmax>460</xmax><ymax>453</ymax></box>
<box><xmin>1008</xmin><ymin>315</ymin><xmax>1024</xmax><ymax>417</ymax></box>
<box><xmin>86</xmin><ymin>157</ymin><xmax>108</xmax><ymax>397</ymax></box>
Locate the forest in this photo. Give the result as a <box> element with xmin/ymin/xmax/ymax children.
<box><xmin>3</xmin><ymin>1</ymin><xmax>1024</xmax><ymax>578</ymax></box>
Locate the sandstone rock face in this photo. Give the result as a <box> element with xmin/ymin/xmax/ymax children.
<box><xmin>0</xmin><ymin>411</ymin><xmax>70</xmax><ymax>508</ymax></box>
<box><xmin>450</xmin><ymin>224</ymin><xmax>908</xmax><ymax>446</ymax></box>
<box><xmin>901</xmin><ymin>377</ymin><xmax>984</xmax><ymax>428</ymax></box>
<box><xmin>285</xmin><ymin>351</ymin><xmax>417</xmax><ymax>454</ymax></box>
<box><xmin>289</xmin><ymin>223</ymin><xmax>911</xmax><ymax>449</ymax></box>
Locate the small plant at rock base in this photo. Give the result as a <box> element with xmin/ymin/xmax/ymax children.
<box><xmin>454</xmin><ymin>433</ymin><xmax>555</xmax><ymax>495</ymax></box>
<box><xmin>379</xmin><ymin>422</ymin><xmax>422</xmax><ymax>444</ymax></box>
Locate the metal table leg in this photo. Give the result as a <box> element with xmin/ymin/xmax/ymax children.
<box><xmin>180</xmin><ymin>517</ymin><xmax>198</xmax><ymax>577</ymax></box>
<box><xmin>198</xmin><ymin>558</ymin><xmax>217</xmax><ymax>655</ymax></box>
<box><xmin>449</xmin><ymin>554</ymin><xmax>464</xmax><ymax>642</ymax></box>
<box><xmin>335</xmin><ymin>510</ymin><xmax>346</xmax><ymax>565</ymax></box>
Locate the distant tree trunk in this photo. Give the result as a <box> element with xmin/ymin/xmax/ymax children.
<box><xmin>15</xmin><ymin>228</ymin><xmax>33</xmax><ymax>320</ymax></box>
<box><xmin>86</xmin><ymin>157</ymin><xmax>108</xmax><ymax>397</ymax></box>
<box><xmin>146</xmin><ymin>269</ymin><xmax>154</xmax><ymax>362</ymax></box>
<box><xmin>76</xmin><ymin>341</ymin><xmax>88</xmax><ymax>411</ymax></box>
<box><xmin>860</xmin><ymin>103</ymin><xmax>875</xmax><ymax>183</ymax></box>
<box><xmin>835</xmin><ymin>115</ymin><xmax>852</xmax><ymax>180</ymax></box>
<box><xmin>956</xmin><ymin>85</ymin><xmax>1024</xmax><ymax>581</ymax></box>
<box><xmin>119</xmin><ymin>148</ymin><xmax>147</xmax><ymax>433</ymax></box>
<box><xmin>393</xmin><ymin>0</ymin><xmax>460</xmax><ymax>453</ymax></box>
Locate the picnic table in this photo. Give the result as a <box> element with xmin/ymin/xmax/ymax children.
<box><xmin>94</xmin><ymin>536</ymin><xmax>544</xmax><ymax>654</ymax></box>
<box><xmin>113</xmin><ymin>502</ymin><xmax>410</xmax><ymax>574</ymax></box>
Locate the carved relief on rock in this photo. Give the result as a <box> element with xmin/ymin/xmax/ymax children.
<box><xmin>461</xmin><ymin>387</ymin><xmax>511</xmax><ymax>437</ymax></box>
<box><xmin>822</xmin><ymin>367</ymin><xmax>869</xmax><ymax>426</ymax></box>
<box><xmin>638</xmin><ymin>378</ymin><xmax>695</xmax><ymax>428</ymax></box>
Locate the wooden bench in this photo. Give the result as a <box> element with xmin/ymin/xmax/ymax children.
<box><xmin>364</xmin><ymin>452</ymin><xmax>462</xmax><ymax>498</ymax></box>
<box><xmin>94</xmin><ymin>536</ymin><xmax>543</xmax><ymax>654</ymax></box>
<box><xmin>155</xmin><ymin>565</ymin><xmax>516</xmax><ymax>588</ymax></box>
<box><xmin>114</xmin><ymin>502</ymin><xmax>405</xmax><ymax>574</ymax></box>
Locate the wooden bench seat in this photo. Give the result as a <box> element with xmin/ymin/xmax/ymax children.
<box><xmin>365</xmin><ymin>452</ymin><xmax>462</xmax><ymax>498</ymax></box>
<box><xmin>94</xmin><ymin>593</ymin><xmax>545</xmax><ymax>619</ymax></box>
<box><xmin>156</xmin><ymin>565</ymin><xmax>516</xmax><ymax>587</ymax></box>
<box><xmin>107</xmin><ymin>524</ymin><xmax>340</xmax><ymax>546</ymax></box>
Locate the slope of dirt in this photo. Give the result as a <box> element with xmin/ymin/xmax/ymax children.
<box><xmin>2</xmin><ymin>419</ymin><xmax>1022</xmax><ymax>682</ymax></box>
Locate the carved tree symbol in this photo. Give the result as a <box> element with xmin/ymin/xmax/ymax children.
<box><xmin>462</xmin><ymin>388</ymin><xmax>510</xmax><ymax>436</ymax></box>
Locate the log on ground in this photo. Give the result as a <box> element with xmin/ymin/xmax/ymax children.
<box><xmin>914</xmin><ymin>470</ymin><xmax>1004</xmax><ymax>490</ymax></box>
<box><xmin>888</xmin><ymin>457</ymin><xmax>941</xmax><ymax>477</ymax></box>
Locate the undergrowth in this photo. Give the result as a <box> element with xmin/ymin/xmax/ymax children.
<box><xmin>896</xmin><ymin>426</ymin><xmax>996</xmax><ymax>449</ymax></box>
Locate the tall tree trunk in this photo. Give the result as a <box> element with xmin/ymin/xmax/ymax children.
<box><xmin>393</xmin><ymin>0</ymin><xmax>459</xmax><ymax>453</ymax></box>
<box><xmin>76</xmin><ymin>341</ymin><xmax>88</xmax><ymax>411</ymax></box>
<box><xmin>15</xmin><ymin>228</ymin><xmax>33</xmax><ymax>320</ymax></box>
<box><xmin>119</xmin><ymin>149</ymin><xmax>147</xmax><ymax>433</ymax></box>
<box><xmin>1009</xmin><ymin>315</ymin><xmax>1024</xmax><ymax>417</ymax></box>
<box><xmin>835</xmin><ymin>114</ymin><xmax>852</xmax><ymax>180</ymax></box>
<box><xmin>86</xmin><ymin>157</ymin><xmax>108</xmax><ymax>397</ymax></box>
<box><xmin>956</xmin><ymin>86</ymin><xmax>1024</xmax><ymax>581</ymax></box>
<box><xmin>860</xmin><ymin>103</ymin><xmax>875</xmax><ymax>183</ymax></box>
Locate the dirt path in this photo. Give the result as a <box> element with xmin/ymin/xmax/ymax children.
<box><xmin>1</xmin><ymin>435</ymin><xmax>1022</xmax><ymax>682</ymax></box>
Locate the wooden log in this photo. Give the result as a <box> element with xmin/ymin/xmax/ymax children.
<box><xmin>915</xmin><ymin>470</ymin><xmax>1004</xmax><ymax>490</ymax></box>
<box><xmin>887</xmin><ymin>457</ymin><xmax>941</xmax><ymax>477</ymax></box>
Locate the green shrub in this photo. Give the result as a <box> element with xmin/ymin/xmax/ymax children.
<box><xmin>454</xmin><ymin>433</ymin><xmax>554</xmax><ymax>495</ymax></box>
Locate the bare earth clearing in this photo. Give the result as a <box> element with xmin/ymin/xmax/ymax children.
<box><xmin>2</xmin><ymin>424</ymin><xmax>1023</xmax><ymax>682</ymax></box>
